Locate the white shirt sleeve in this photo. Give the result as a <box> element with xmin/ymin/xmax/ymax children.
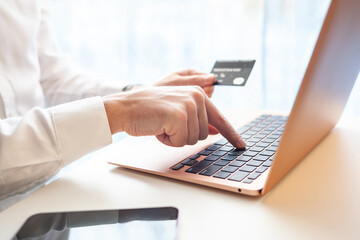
<box><xmin>0</xmin><ymin>0</ymin><xmax>127</xmax><ymax>201</ymax></box>
<box><xmin>0</xmin><ymin>97</ymin><xmax>113</xmax><ymax>200</ymax></box>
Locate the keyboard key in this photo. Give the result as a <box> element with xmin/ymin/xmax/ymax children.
<box><xmin>204</xmin><ymin>155</ymin><xmax>220</xmax><ymax>161</ymax></box>
<box><xmin>225</xmin><ymin>143</ymin><xmax>235</xmax><ymax>147</ymax></box>
<box><xmin>240</xmin><ymin>165</ymin><xmax>257</xmax><ymax>172</ymax></box>
<box><xmin>268</xmin><ymin>115</ymin><xmax>281</xmax><ymax>121</ymax></box>
<box><xmin>243</xmin><ymin>179</ymin><xmax>253</xmax><ymax>184</ymax></box>
<box><xmin>259</xmin><ymin>114</ymin><xmax>271</xmax><ymax>118</ymax></box>
<box><xmin>213</xmin><ymin>159</ymin><xmax>231</xmax><ymax>166</ymax></box>
<box><xmin>266</xmin><ymin>127</ymin><xmax>277</xmax><ymax>131</ymax></box>
<box><xmin>248</xmin><ymin>138</ymin><xmax>260</xmax><ymax>143</ymax></box>
<box><xmin>189</xmin><ymin>154</ymin><xmax>200</xmax><ymax>160</ymax></box>
<box><xmin>181</xmin><ymin>158</ymin><xmax>192</xmax><ymax>165</ymax></box>
<box><xmin>241</xmin><ymin>134</ymin><xmax>253</xmax><ymax>139</ymax></box>
<box><xmin>222</xmin><ymin>166</ymin><xmax>239</xmax><ymax>173</ymax></box>
<box><xmin>248</xmin><ymin>172</ymin><xmax>261</xmax><ymax>180</ymax></box>
<box><xmin>236</xmin><ymin>156</ymin><xmax>251</xmax><ymax>162</ymax></box>
<box><xmin>263</xmin><ymin>160</ymin><xmax>273</xmax><ymax>167</ymax></box>
<box><xmin>249</xmin><ymin>146</ymin><xmax>264</xmax><ymax>152</ymax></box>
<box><xmin>213</xmin><ymin>171</ymin><xmax>231</xmax><ymax>179</ymax></box>
<box><xmin>199</xmin><ymin>150</ymin><xmax>212</xmax><ymax>156</ymax></box>
<box><xmin>206</xmin><ymin>145</ymin><xmax>221</xmax><ymax>151</ymax></box>
<box><xmin>212</xmin><ymin>150</ymin><xmax>227</xmax><ymax>157</ymax></box>
<box><xmin>229</xmin><ymin>161</ymin><xmax>246</xmax><ymax>167</ymax></box>
<box><xmin>253</xmin><ymin>136</ymin><xmax>264</xmax><ymax>141</ymax></box>
<box><xmin>245</xmin><ymin>130</ymin><xmax>257</xmax><ymax>135</ymax></box>
<box><xmin>229</xmin><ymin>148</ymin><xmax>246</xmax><ymax>156</ymax></box>
<box><xmin>267</xmin><ymin>135</ymin><xmax>279</xmax><ymax>140</ymax></box>
<box><xmin>245</xmin><ymin>142</ymin><xmax>256</xmax><ymax>147</ymax></box>
<box><xmin>260</xmin><ymin>150</ymin><xmax>274</xmax><ymax>156</ymax></box>
<box><xmin>219</xmin><ymin>146</ymin><xmax>234</xmax><ymax>152</ymax></box>
<box><xmin>258</xmin><ymin>124</ymin><xmax>268</xmax><ymax>128</ymax></box>
<box><xmin>214</xmin><ymin>138</ymin><xmax>228</xmax><ymax>145</ymax></box>
<box><xmin>221</xmin><ymin>155</ymin><xmax>237</xmax><ymax>161</ymax></box>
<box><xmin>186</xmin><ymin>160</ymin><xmax>212</xmax><ymax>174</ymax></box>
<box><xmin>262</xmin><ymin>130</ymin><xmax>272</xmax><ymax>135</ymax></box>
<box><xmin>256</xmin><ymin>142</ymin><xmax>270</xmax><ymax>148</ymax></box>
<box><xmin>228</xmin><ymin>171</ymin><xmax>249</xmax><ymax>182</ymax></box>
<box><xmin>256</xmin><ymin>133</ymin><xmax>268</xmax><ymax>138</ymax></box>
<box><xmin>246</xmin><ymin>160</ymin><xmax>263</xmax><ymax>167</ymax></box>
<box><xmin>244</xmin><ymin>123</ymin><xmax>258</xmax><ymax>128</ymax></box>
<box><xmin>253</xmin><ymin>155</ymin><xmax>269</xmax><ymax>161</ymax></box>
<box><xmin>182</xmin><ymin>159</ymin><xmax>198</xmax><ymax>166</ymax></box>
<box><xmin>237</xmin><ymin>126</ymin><xmax>251</xmax><ymax>134</ymax></box>
<box><xmin>243</xmin><ymin>151</ymin><xmax>258</xmax><ymax>157</ymax></box>
<box><xmin>263</xmin><ymin>120</ymin><xmax>272</xmax><ymax>125</ymax></box>
<box><xmin>266</xmin><ymin>146</ymin><xmax>277</xmax><ymax>152</ymax></box>
<box><xmin>172</xmin><ymin>163</ymin><xmax>184</xmax><ymax>170</ymax></box>
<box><xmin>262</xmin><ymin>138</ymin><xmax>274</xmax><ymax>143</ymax></box>
<box><xmin>200</xmin><ymin>165</ymin><xmax>222</xmax><ymax>176</ymax></box>
<box><xmin>256</xmin><ymin>166</ymin><xmax>268</xmax><ymax>173</ymax></box>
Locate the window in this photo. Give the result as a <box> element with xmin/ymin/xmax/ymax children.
<box><xmin>51</xmin><ymin>0</ymin><xmax>359</xmax><ymax>115</ymax></box>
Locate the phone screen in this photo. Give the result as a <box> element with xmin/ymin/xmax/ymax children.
<box><xmin>12</xmin><ymin>207</ymin><xmax>178</xmax><ymax>240</ymax></box>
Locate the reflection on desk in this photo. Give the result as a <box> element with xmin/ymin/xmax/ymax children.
<box><xmin>12</xmin><ymin>207</ymin><xmax>178</xmax><ymax>240</ymax></box>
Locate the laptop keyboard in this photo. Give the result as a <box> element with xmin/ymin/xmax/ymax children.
<box><xmin>171</xmin><ymin>114</ymin><xmax>287</xmax><ymax>184</ymax></box>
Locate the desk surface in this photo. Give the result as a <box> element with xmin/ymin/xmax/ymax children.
<box><xmin>1</xmin><ymin>110</ymin><xmax>360</xmax><ymax>240</ymax></box>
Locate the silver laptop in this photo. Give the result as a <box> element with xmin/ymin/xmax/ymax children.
<box><xmin>108</xmin><ymin>0</ymin><xmax>360</xmax><ymax>196</ymax></box>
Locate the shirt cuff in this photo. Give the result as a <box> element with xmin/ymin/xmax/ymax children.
<box><xmin>49</xmin><ymin>96</ymin><xmax>112</xmax><ymax>166</ymax></box>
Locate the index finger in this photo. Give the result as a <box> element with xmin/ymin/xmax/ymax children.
<box><xmin>205</xmin><ymin>98</ymin><xmax>247</xmax><ymax>149</ymax></box>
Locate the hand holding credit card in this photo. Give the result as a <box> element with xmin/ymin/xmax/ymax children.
<box><xmin>211</xmin><ymin>60</ymin><xmax>255</xmax><ymax>86</ymax></box>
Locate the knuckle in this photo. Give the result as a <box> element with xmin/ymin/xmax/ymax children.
<box><xmin>190</xmin><ymin>87</ymin><xmax>205</xmax><ymax>102</ymax></box>
<box><xmin>199</xmin><ymin>129</ymin><xmax>209</xmax><ymax>140</ymax></box>
<box><xmin>185</xmin><ymin>99</ymin><xmax>197</xmax><ymax>112</ymax></box>
<box><xmin>174</xmin><ymin>107</ymin><xmax>187</xmax><ymax>122</ymax></box>
<box><xmin>188</xmin><ymin>138</ymin><xmax>198</xmax><ymax>145</ymax></box>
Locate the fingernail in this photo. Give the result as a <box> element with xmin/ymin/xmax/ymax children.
<box><xmin>238</xmin><ymin>136</ymin><xmax>247</xmax><ymax>149</ymax></box>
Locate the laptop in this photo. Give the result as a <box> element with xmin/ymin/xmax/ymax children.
<box><xmin>108</xmin><ymin>0</ymin><xmax>360</xmax><ymax>196</ymax></box>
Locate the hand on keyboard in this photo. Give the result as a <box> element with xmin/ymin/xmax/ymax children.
<box><xmin>103</xmin><ymin>86</ymin><xmax>246</xmax><ymax>148</ymax></box>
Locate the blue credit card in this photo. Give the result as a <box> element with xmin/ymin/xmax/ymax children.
<box><xmin>211</xmin><ymin>60</ymin><xmax>255</xmax><ymax>86</ymax></box>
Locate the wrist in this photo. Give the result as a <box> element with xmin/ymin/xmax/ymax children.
<box><xmin>103</xmin><ymin>94</ymin><xmax>129</xmax><ymax>135</ymax></box>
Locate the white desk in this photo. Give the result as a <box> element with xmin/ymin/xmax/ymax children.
<box><xmin>1</xmin><ymin>110</ymin><xmax>360</xmax><ymax>240</ymax></box>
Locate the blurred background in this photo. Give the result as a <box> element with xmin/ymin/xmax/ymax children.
<box><xmin>50</xmin><ymin>0</ymin><xmax>359</xmax><ymax>115</ymax></box>
<box><xmin>46</xmin><ymin>1</ymin><xmax>359</xmax><ymax>237</ymax></box>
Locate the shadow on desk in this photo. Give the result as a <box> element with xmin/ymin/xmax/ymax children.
<box><xmin>260</xmin><ymin>128</ymin><xmax>360</xmax><ymax>240</ymax></box>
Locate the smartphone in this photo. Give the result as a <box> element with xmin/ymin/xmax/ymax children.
<box><xmin>12</xmin><ymin>207</ymin><xmax>178</xmax><ymax>240</ymax></box>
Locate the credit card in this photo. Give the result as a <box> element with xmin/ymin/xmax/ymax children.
<box><xmin>211</xmin><ymin>60</ymin><xmax>255</xmax><ymax>86</ymax></box>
